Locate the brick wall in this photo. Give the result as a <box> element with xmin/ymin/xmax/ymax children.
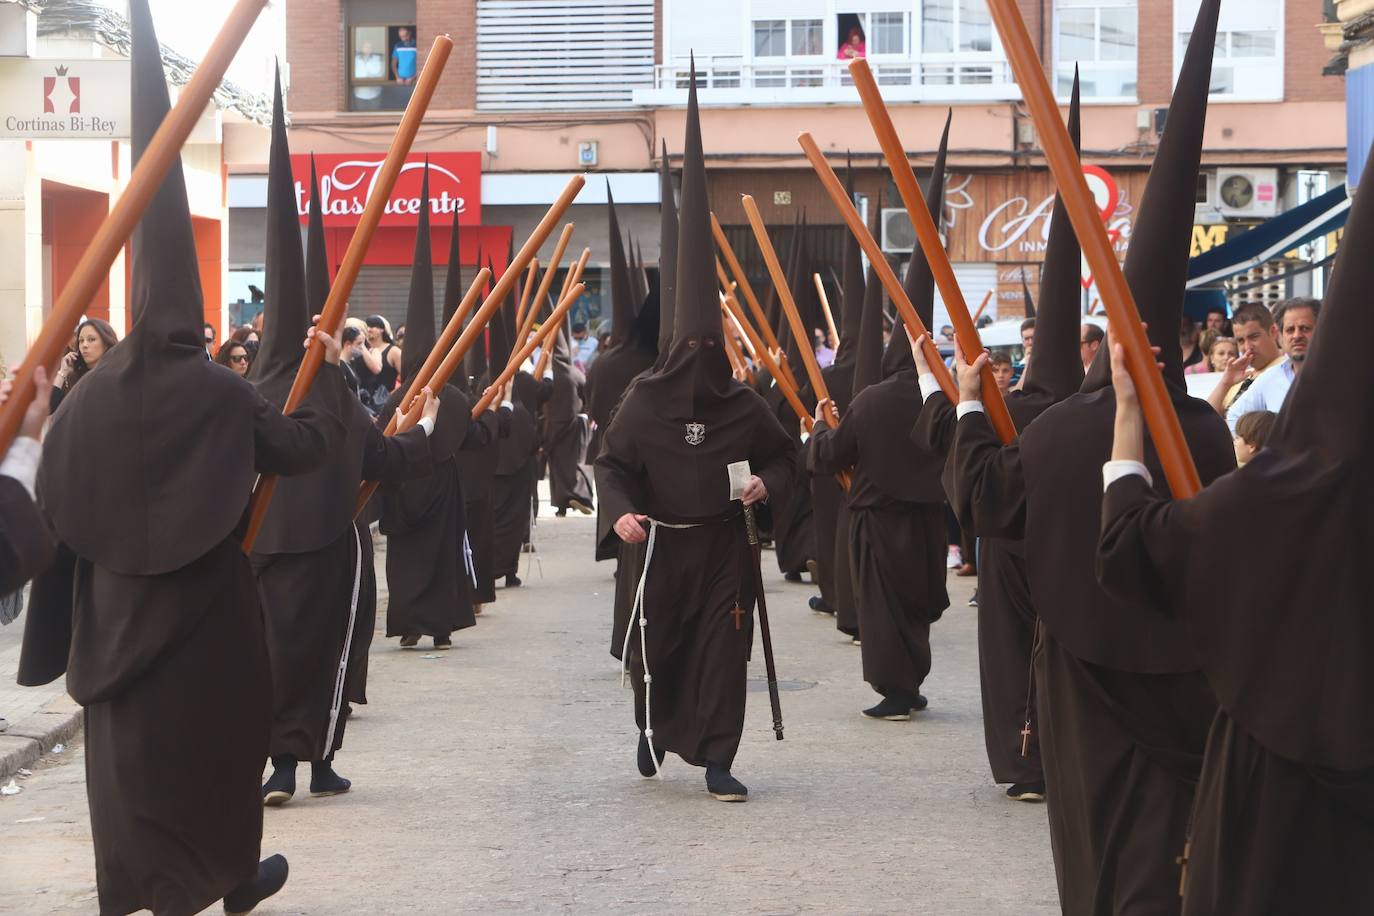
<box><xmin>1286</xmin><ymin>0</ymin><xmax>1343</xmax><ymax>102</ymax></box>
<box><xmin>418</xmin><ymin>0</ymin><xmax>476</xmax><ymax>109</ymax></box>
<box><xmin>286</xmin><ymin>0</ymin><xmax>344</xmax><ymax>113</ymax></box>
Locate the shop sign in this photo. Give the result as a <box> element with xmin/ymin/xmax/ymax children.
<box><xmin>292</xmin><ymin>152</ymin><xmax>482</xmax><ymax>227</ymax></box>
<box><xmin>0</xmin><ymin>59</ymin><xmax>130</xmax><ymax>139</ymax></box>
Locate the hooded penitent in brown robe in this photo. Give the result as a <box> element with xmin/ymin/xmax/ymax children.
<box><xmin>18</xmin><ymin>6</ymin><xmax>346</xmax><ymax>911</ymax></box>
<box><xmin>948</xmin><ymin>7</ymin><xmax>1236</xmax><ymax>911</ymax></box>
<box><xmin>546</xmin><ymin>319</ymin><xmax>595</xmax><ymax>513</ymax></box>
<box><xmin>809</xmin><ymin>116</ymin><xmax>953</xmax><ymax>716</ymax></box>
<box><xmin>910</xmin><ymin>79</ymin><xmax>1084</xmax><ymax>794</ymax></box>
<box><xmin>380</xmin><ymin>178</ymin><xmax>499</xmax><ymax>643</ymax></box>
<box><xmin>594</xmin><ymin>65</ymin><xmax>796</xmax><ymax>795</ymax></box>
<box><xmin>249</xmin><ymin>92</ymin><xmax>434</xmax><ymax>798</ymax></box>
<box><xmin>1097</xmin><ymin>129</ymin><xmax>1374</xmax><ymax>914</ymax></box>
<box><xmin>489</xmin><ymin>289</ymin><xmax>539</xmax><ymax>585</ymax></box>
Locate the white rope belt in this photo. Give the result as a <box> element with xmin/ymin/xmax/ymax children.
<box><xmin>463</xmin><ymin>529</ymin><xmax>477</xmax><ymax>588</ymax></box>
<box><xmin>619</xmin><ymin>517</ymin><xmax>706</xmax><ymax>779</ymax></box>
<box><xmin>323</xmin><ymin>524</ymin><xmax>365</xmax><ymax>757</ymax></box>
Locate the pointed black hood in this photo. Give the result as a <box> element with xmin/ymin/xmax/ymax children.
<box><xmin>249</xmin><ymin>68</ymin><xmax>307</xmax><ymax>403</ymax></box>
<box><xmin>465</xmin><ymin>255</ymin><xmax>494</xmax><ymax>385</ymax></box>
<box><xmin>883</xmin><ymin>110</ymin><xmax>949</xmax><ymax>378</ymax></box>
<box><xmin>655</xmin><ymin>140</ymin><xmax>678</xmax><ymax>365</ymax></box>
<box><xmin>442</xmin><ymin>204</ymin><xmax>463</xmax><ymax>326</ymax></box>
<box><xmin>1021</xmin><ymin>275</ymin><xmax>1036</xmax><ymax>319</ymax></box>
<box><xmin>401</xmin><ymin>165</ymin><xmax>435</xmax><ymax>384</ymax></box>
<box><xmin>632</xmin><ymin>237</ymin><xmax>649</xmax><ymax>305</ymax></box>
<box><xmin>606</xmin><ymin>181</ymin><xmax>635</xmax><ymax>346</ymax></box>
<box><xmin>1020</xmin><ymin>72</ymin><xmax>1085</xmax><ymax>405</ymax></box>
<box><xmin>305</xmin><ymin>156</ymin><xmax>331</xmax><ymax>317</ymax></box>
<box><xmin>853</xmin><ymin>262</ymin><xmax>886</xmax><ymax>397</ymax></box>
<box><xmin>833</xmin><ymin>154</ymin><xmax>866</xmax><ymax>368</ymax></box>
<box><xmin>1083</xmin><ymin>0</ymin><xmax>1219</xmax><ymax>393</ymax></box>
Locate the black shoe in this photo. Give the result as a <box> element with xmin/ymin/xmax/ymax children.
<box><xmin>808</xmin><ymin>596</ymin><xmax>835</xmax><ymax>615</ymax></box>
<box><xmin>261</xmin><ymin>756</ymin><xmax>296</xmax><ymax>807</ymax></box>
<box><xmin>505</xmin><ymin>573</ymin><xmax>522</xmax><ymax>588</ymax></box>
<box><xmin>555</xmin><ymin>508</ymin><xmax>568</xmax><ymax>518</ymax></box>
<box><xmin>433</xmin><ymin>636</ymin><xmax>452</xmax><ymax>650</ymax></box>
<box><xmin>636</xmin><ymin>731</ymin><xmax>666</xmax><ymax>777</ymax></box>
<box><xmin>783</xmin><ymin>571</ymin><xmax>803</xmax><ymax>583</ymax></box>
<box><xmin>705</xmin><ymin>764</ymin><xmax>748</xmax><ymax>802</ymax></box>
<box><xmin>308</xmin><ymin>761</ymin><xmax>352</xmax><ymax>797</ymax></box>
<box><xmin>399</xmin><ymin>634</ymin><xmax>420</xmax><ymax>648</ymax></box>
<box><xmin>861</xmin><ymin>695</ymin><xmax>925</xmax><ymax>721</ymax></box>
<box><xmin>1007</xmin><ymin>781</ymin><xmax>1046</xmax><ymax>802</ymax></box>
<box><xmin>223</xmin><ymin>854</ymin><xmax>289</xmax><ymax>915</ymax></box>
<box><xmin>569</xmin><ymin>498</ymin><xmax>594</xmax><ymax>516</ymax></box>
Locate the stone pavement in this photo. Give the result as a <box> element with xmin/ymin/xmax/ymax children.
<box><xmin>0</xmin><ymin>507</ymin><xmax>1059</xmax><ymax>914</ymax></box>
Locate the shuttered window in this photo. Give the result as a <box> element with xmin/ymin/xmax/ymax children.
<box><xmin>476</xmin><ymin>0</ymin><xmax>655</xmax><ymax>110</ymax></box>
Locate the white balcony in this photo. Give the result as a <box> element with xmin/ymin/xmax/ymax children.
<box><xmin>632</xmin><ymin>54</ymin><xmax>1020</xmax><ymax>107</ymax></box>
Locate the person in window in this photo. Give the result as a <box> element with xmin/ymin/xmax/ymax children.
<box><xmin>50</xmin><ymin>318</ymin><xmax>119</xmax><ymax>413</ymax></box>
<box><xmin>837</xmin><ymin>26</ymin><xmax>866</xmax><ymax>60</ymax></box>
<box><xmin>216</xmin><ymin>340</ymin><xmax>252</xmax><ymax>378</ymax></box>
<box><xmin>391</xmin><ymin>27</ymin><xmax>417</xmax><ymax>85</ymax></box>
<box><xmin>352</xmin><ymin>39</ymin><xmax>384</xmax><ymax>110</ymax></box>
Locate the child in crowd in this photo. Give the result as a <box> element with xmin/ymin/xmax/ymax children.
<box><xmin>1233</xmin><ymin>409</ymin><xmax>1277</xmax><ymax>466</ymax></box>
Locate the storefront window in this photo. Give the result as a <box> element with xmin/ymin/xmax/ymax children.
<box><xmin>1055</xmin><ymin>0</ymin><xmax>1137</xmax><ymax>100</ymax></box>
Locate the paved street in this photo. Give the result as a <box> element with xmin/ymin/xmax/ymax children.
<box><xmin>2</xmin><ymin>506</ymin><xmax>1058</xmax><ymax>915</ymax></box>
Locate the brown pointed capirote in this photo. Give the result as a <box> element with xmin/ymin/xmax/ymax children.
<box><xmin>242</xmin><ymin>32</ymin><xmax>455</xmax><ymax>552</ymax></box>
<box><xmin>986</xmin><ymin>0</ymin><xmax>1200</xmax><ymax>497</ymax></box>
<box><xmin>796</xmin><ymin>132</ymin><xmax>957</xmax><ymax>403</ymax></box>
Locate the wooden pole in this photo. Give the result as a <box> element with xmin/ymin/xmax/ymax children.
<box><xmin>388</xmin><ymin>266</ymin><xmax>491</xmax><ymax>425</ymax></box>
<box><xmin>244</xmin><ymin>34</ymin><xmax>454</xmax><ymax>552</ymax></box>
<box><xmin>796</xmin><ymin>132</ymin><xmax>958</xmax><ymax>403</ymax></box>
<box><xmin>742</xmin><ymin>195</ymin><xmax>840</xmax><ymax>429</ymax></box>
<box><xmin>712</xmin><ymin>250</ymin><xmax>800</xmax><ymax>391</ymax></box>
<box><xmin>721</xmin><ymin>292</ymin><xmax>810</xmax><ymax>430</ymax></box>
<box><xmin>972</xmin><ymin>289</ymin><xmax>994</xmax><ymax>323</ymax></box>
<box><xmin>473</xmin><ymin>282</ymin><xmax>582</xmax><ymax>417</ymax></box>
<box><xmin>516</xmin><ymin>223</ymin><xmax>574</xmax><ymax>349</ymax></box>
<box><xmin>514</xmin><ymin>258</ymin><xmax>538</xmax><ymax>330</ymax></box>
<box><xmin>986</xmin><ymin>0</ymin><xmax>1200</xmax><ymax>497</ymax></box>
<box><xmin>723</xmin><ymin>298</ymin><xmax>758</xmax><ymax>361</ymax></box>
<box><xmin>720</xmin><ymin>304</ymin><xmax>747</xmax><ymax>379</ymax></box>
<box><xmin>534</xmin><ymin>248</ymin><xmax>590</xmax><ymax>379</ymax></box>
<box><xmin>0</xmin><ymin>0</ymin><xmax>269</xmax><ymax>458</ymax></box>
<box><xmin>814</xmin><ymin>273</ymin><xmax>840</xmax><ymax>350</ymax></box>
<box><xmin>847</xmin><ymin>58</ymin><xmax>1016</xmax><ymax>444</ymax></box>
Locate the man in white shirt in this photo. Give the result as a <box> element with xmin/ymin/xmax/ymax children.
<box><xmin>1227</xmin><ymin>298</ymin><xmax>1320</xmax><ymax>432</ymax></box>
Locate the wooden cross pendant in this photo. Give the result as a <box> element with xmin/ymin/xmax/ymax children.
<box><xmin>1020</xmin><ymin>721</ymin><xmax>1033</xmax><ymax>757</ymax></box>
<box><xmin>731</xmin><ymin>604</ymin><xmax>744</xmax><ymax>630</ymax></box>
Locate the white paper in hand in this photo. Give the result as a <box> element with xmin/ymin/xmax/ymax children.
<box><xmin>728</xmin><ymin>460</ymin><xmax>753</xmax><ymax>502</ymax></box>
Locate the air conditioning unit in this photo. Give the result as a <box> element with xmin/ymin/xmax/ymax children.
<box><xmin>881</xmin><ymin>208</ymin><xmax>916</xmax><ymax>254</ymax></box>
<box><xmin>1215</xmin><ymin>168</ymin><xmax>1279</xmax><ymax>218</ymax></box>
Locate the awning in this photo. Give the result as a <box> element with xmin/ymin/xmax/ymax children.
<box><xmin>1186</xmin><ymin>184</ymin><xmax>1351</xmax><ymax>290</ymax></box>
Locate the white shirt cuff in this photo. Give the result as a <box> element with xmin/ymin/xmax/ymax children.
<box><xmin>1102</xmin><ymin>460</ymin><xmax>1151</xmax><ymax>492</ymax></box>
<box><xmin>0</xmin><ymin>437</ymin><xmax>41</xmax><ymax>500</ymax></box>
<box><xmin>955</xmin><ymin>401</ymin><xmax>985</xmax><ymax>420</ymax></box>
<box><xmin>417</xmin><ymin>416</ymin><xmax>435</xmax><ymax>437</ymax></box>
<box><xmin>918</xmin><ymin>373</ymin><xmax>940</xmax><ymax>402</ymax></box>
<box><xmin>500</xmin><ymin>399</ymin><xmax>513</xmax><ymax>410</ymax></box>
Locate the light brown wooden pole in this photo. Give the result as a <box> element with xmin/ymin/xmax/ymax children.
<box><xmin>712</xmin><ymin>252</ymin><xmax>800</xmax><ymax>392</ymax></box>
<box><xmin>516</xmin><ymin>223</ymin><xmax>574</xmax><ymax>348</ymax></box>
<box><xmin>533</xmin><ymin>248</ymin><xmax>590</xmax><ymax>379</ymax></box>
<box><xmin>721</xmin><ymin>289</ymin><xmax>811</xmax><ymax>432</ymax></box>
<box><xmin>987</xmin><ymin>0</ymin><xmax>1200</xmax><ymax>497</ymax></box>
<box><xmin>245</xmin><ymin>33</ymin><xmax>454</xmax><ymax>552</ymax></box>
<box><xmin>723</xmin><ymin>297</ymin><xmax>758</xmax><ymax>361</ymax></box>
<box><xmin>814</xmin><ymin>273</ymin><xmax>840</xmax><ymax>349</ymax></box>
<box><xmin>972</xmin><ymin>289</ymin><xmax>994</xmax><ymax>323</ymax></box>
<box><xmin>742</xmin><ymin>195</ymin><xmax>840</xmax><ymax>429</ymax></box>
<box><xmin>847</xmin><ymin>59</ymin><xmax>1016</xmax><ymax>444</ymax></box>
<box><xmin>474</xmin><ymin>282</ymin><xmax>582</xmax><ymax>417</ymax></box>
<box><xmin>514</xmin><ymin>258</ymin><xmax>538</xmax><ymax>330</ymax></box>
<box><xmin>0</xmin><ymin>0</ymin><xmax>269</xmax><ymax>458</ymax></box>
<box><xmin>797</xmin><ymin>132</ymin><xmax>959</xmax><ymax>403</ymax></box>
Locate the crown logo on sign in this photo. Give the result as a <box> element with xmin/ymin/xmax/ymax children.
<box><xmin>54</xmin><ymin>65</ymin><xmax>69</xmax><ymax>76</ymax></box>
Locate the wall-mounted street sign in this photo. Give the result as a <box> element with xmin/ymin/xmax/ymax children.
<box><xmin>0</xmin><ymin>59</ymin><xmax>131</xmax><ymax>139</ymax></box>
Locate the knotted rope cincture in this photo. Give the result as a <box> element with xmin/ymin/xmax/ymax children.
<box><xmin>323</xmin><ymin>524</ymin><xmax>365</xmax><ymax>756</ymax></box>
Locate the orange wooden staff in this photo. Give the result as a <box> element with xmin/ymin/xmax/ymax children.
<box><xmin>719</xmin><ymin>304</ymin><xmax>749</xmax><ymax>380</ymax></box>
<box><xmin>972</xmin><ymin>289</ymin><xmax>994</xmax><ymax>323</ymax></box>
<box><xmin>244</xmin><ymin>33</ymin><xmax>454</xmax><ymax>551</ymax></box>
<box><xmin>709</xmin><ymin>213</ymin><xmax>802</xmax><ymax>391</ymax></box>
<box><xmin>720</xmin><ymin>291</ymin><xmax>810</xmax><ymax>431</ymax></box>
<box><xmin>848</xmin><ymin>59</ymin><xmax>1015</xmax><ymax>444</ymax></box>
<box><xmin>473</xmin><ymin>281</ymin><xmax>582</xmax><ymax>417</ymax></box>
<box><xmin>742</xmin><ymin>195</ymin><xmax>840</xmax><ymax>430</ymax></box>
<box><xmin>534</xmin><ymin>248</ymin><xmax>591</xmax><ymax>379</ymax></box>
<box><xmin>712</xmin><ymin>253</ymin><xmax>800</xmax><ymax>392</ymax></box>
<box><xmin>514</xmin><ymin>258</ymin><xmax>539</xmax><ymax>330</ymax></box>
<box><xmin>814</xmin><ymin>273</ymin><xmax>840</xmax><ymax>350</ymax></box>
<box><xmin>986</xmin><ymin>0</ymin><xmax>1200</xmax><ymax>497</ymax></box>
<box><xmin>516</xmin><ymin>223</ymin><xmax>575</xmax><ymax>347</ymax></box>
<box><xmin>797</xmin><ymin>132</ymin><xmax>958</xmax><ymax>403</ymax></box>
<box><xmin>0</xmin><ymin>0</ymin><xmax>269</xmax><ymax>458</ymax></box>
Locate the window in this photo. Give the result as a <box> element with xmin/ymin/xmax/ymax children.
<box><xmin>345</xmin><ymin>2</ymin><xmax>418</xmax><ymax>113</ymax></box>
<box><xmin>754</xmin><ymin>18</ymin><xmax>823</xmax><ymax>59</ymax></box>
<box><xmin>1054</xmin><ymin>0</ymin><xmax>1137</xmax><ymax>99</ymax></box>
<box><xmin>923</xmin><ymin>0</ymin><xmax>993</xmax><ymax>55</ymax></box>
<box><xmin>1174</xmin><ymin>0</ymin><xmax>1283</xmax><ymax>101</ymax></box>
<box><xmin>836</xmin><ymin>11</ymin><xmax>908</xmax><ymax>59</ymax></box>
<box><xmin>754</xmin><ymin>20</ymin><xmax>786</xmax><ymax>57</ymax></box>
<box><xmin>792</xmin><ymin>19</ymin><xmax>824</xmax><ymax>57</ymax></box>
<box><xmin>871</xmin><ymin>12</ymin><xmax>906</xmax><ymax>54</ymax></box>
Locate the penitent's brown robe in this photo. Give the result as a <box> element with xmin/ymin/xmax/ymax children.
<box><xmin>810</xmin><ymin>368</ymin><xmax>948</xmax><ymax>702</ymax></box>
<box><xmin>490</xmin><ymin>392</ymin><xmax>539</xmax><ymax>581</ymax></box>
<box><xmin>595</xmin><ymin>381</ymin><xmax>795</xmax><ymax>768</ymax></box>
<box><xmin>456</xmin><ymin>401</ymin><xmax>512</xmax><ymax>604</ymax></box>
<box><xmin>0</xmin><ymin>473</ymin><xmax>54</xmax><ymax>596</ymax></box>
<box><xmin>950</xmin><ymin>389</ymin><xmax>1234</xmax><ymax>915</ymax></box>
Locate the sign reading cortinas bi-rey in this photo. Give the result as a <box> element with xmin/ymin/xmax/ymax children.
<box><xmin>291</xmin><ymin>152</ymin><xmax>482</xmax><ymax>227</ymax></box>
<box><xmin>0</xmin><ymin>59</ymin><xmax>131</xmax><ymax>139</ymax></box>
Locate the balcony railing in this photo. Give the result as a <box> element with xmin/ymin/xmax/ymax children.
<box><xmin>632</xmin><ymin>54</ymin><xmax>1019</xmax><ymax>106</ymax></box>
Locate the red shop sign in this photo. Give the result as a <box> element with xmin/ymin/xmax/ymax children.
<box><xmin>290</xmin><ymin>152</ymin><xmax>482</xmax><ymax>228</ymax></box>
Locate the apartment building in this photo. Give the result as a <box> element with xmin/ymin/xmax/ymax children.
<box><xmin>255</xmin><ymin>0</ymin><xmax>1345</xmax><ymax>331</ymax></box>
